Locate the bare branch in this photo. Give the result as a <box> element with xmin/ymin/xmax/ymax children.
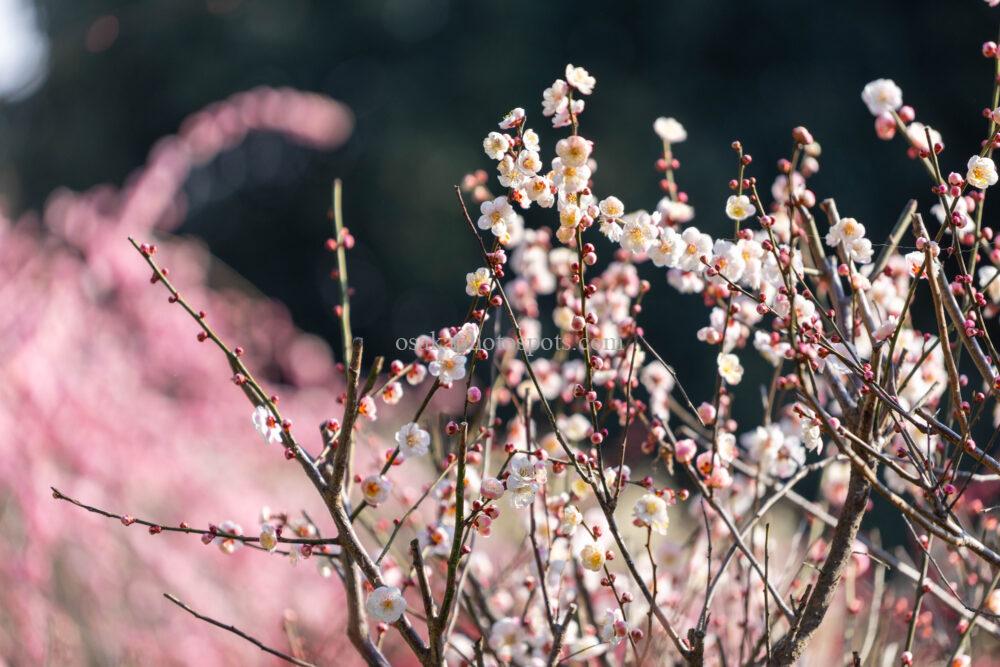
<box><xmin>163</xmin><ymin>593</ymin><xmax>316</xmax><ymax>667</ymax></box>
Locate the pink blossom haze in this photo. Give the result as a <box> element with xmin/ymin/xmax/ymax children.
<box><xmin>0</xmin><ymin>88</ymin><xmax>382</xmax><ymax>665</ymax></box>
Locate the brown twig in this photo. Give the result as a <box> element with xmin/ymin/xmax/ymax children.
<box><xmin>163</xmin><ymin>593</ymin><xmax>316</xmax><ymax>667</ymax></box>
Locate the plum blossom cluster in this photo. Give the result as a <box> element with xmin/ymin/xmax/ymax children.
<box><xmin>54</xmin><ymin>39</ymin><xmax>1000</xmax><ymax>667</ymax></box>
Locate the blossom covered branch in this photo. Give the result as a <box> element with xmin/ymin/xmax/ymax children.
<box><xmin>53</xmin><ymin>39</ymin><xmax>1000</xmax><ymax>667</ymax></box>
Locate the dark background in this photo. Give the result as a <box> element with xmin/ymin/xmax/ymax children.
<box><xmin>3</xmin><ymin>0</ymin><xmax>999</xmax><ymax>407</ymax></box>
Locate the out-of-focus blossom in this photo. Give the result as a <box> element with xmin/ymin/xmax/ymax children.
<box><xmin>653</xmin><ymin>117</ymin><xmax>687</xmax><ymax>143</ymax></box>
<box><xmin>861</xmin><ymin>78</ymin><xmax>903</xmax><ymax>116</ymax></box>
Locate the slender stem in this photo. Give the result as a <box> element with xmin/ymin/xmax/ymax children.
<box><xmin>164</xmin><ymin>593</ymin><xmax>317</xmax><ymax>667</ymax></box>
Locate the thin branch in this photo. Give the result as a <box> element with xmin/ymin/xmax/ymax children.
<box><xmin>50</xmin><ymin>487</ymin><xmax>338</xmax><ymax>549</ymax></box>
<box><xmin>163</xmin><ymin>593</ymin><xmax>316</xmax><ymax>667</ymax></box>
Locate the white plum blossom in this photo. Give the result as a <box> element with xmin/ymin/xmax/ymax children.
<box><xmin>966</xmin><ymin>155</ymin><xmax>998</xmax><ymax>189</ymax></box>
<box><xmin>979</xmin><ymin>266</ymin><xmax>1000</xmax><ymax>303</ymax></box>
<box><xmin>361</xmin><ymin>474</ymin><xmax>392</xmax><ymax>506</ymax></box>
<box><xmin>931</xmin><ymin>196</ymin><xmax>974</xmax><ymax>235</ymax></box>
<box><xmin>861</xmin><ymin>78</ymin><xmax>903</xmax><ymax>116</ymax></box>
<box><xmin>650</xmin><ymin>227</ymin><xmax>683</xmax><ymax>268</ymax></box>
<box><xmin>251</xmin><ymin>405</ymin><xmax>283</xmax><ymax>445</ymax></box>
<box><xmin>754</xmin><ymin>330</ymin><xmax>790</xmax><ymax>366</ymax></box>
<box><xmin>366</xmin><ymin>586</ymin><xmax>407</xmax><ymax>623</ymax></box>
<box><xmin>825</xmin><ymin>217</ymin><xmax>873</xmax><ymax>264</ymax></box>
<box><xmin>708</xmin><ymin>239</ymin><xmax>746</xmax><ymax>285</ymax></box>
<box><xmin>553</xmin><ymin>158</ymin><xmax>591</xmax><ymax>194</ymax></box>
<box><xmin>605</xmin><ymin>464</ymin><xmax>631</xmax><ymax>490</ymax></box>
<box><xmin>258</xmin><ymin>524</ymin><xmax>278</xmax><ymax>552</ymax></box>
<box><xmin>725</xmin><ymin>194</ymin><xmax>755</xmax><ymax>221</ymax></box>
<box><xmin>498</xmin><ymin>107</ymin><xmax>524</xmax><ymax>130</ymax></box>
<box><xmin>599</xmin><ymin>608</ymin><xmax>629</xmax><ymax>646</ymax></box>
<box><xmin>522</xmin><ymin>128</ymin><xmax>540</xmax><ymax>151</ymax></box>
<box><xmin>465</xmin><ymin>267</ymin><xmax>491</xmax><ymax>297</ymax></box>
<box><xmin>741</xmin><ymin>425</ymin><xmax>805</xmax><ymax>478</ymax></box>
<box><xmin>668</xmin><ymin>268</ymin><xmax>704</xmax><ymax>293</ymax></box>
<box><xmin>620</xmin><ymin>212</ymin><xmax>658</xmax><ymax>254</ymax></box>
<box><xmin>847</xmin><ymin>237</ymin><xmax>874</xmax><ymax>264</ymax></box>
<box><xmin>905</xmin><ymin>122</ymin><xmax>942</xmax><ymax>152</ymax></box>
<box><xmin>565</xmin><ymin>64</ymin><xmax>596</xmax><ymax>95</ymax></box>
<box><xmin>489</xmin><ymin>618</ymin><xmax>526</xmax><ymax>663</ymax></box>
<box><xmin>482</xmin><ymin>131</ymin><xmax>510</xmax><ymax>160</ymax></box>
<box><xmin>558</xmin><ymin>413</ymin><xmax>592</xmax><ymax>441</ymax></box>
<box><xmin>872</xmin><ymin>316</ymin><xmax>898</xmax><ymax>343</ymax></box>
<box><xmin>556</xmin><ymin>135</ymin><xmax>592</xmax><ymax>167</ymax></box>
<box><xmin>659</xmin><ymin>197</ymin><xmax>695</xmax><ymax>224</ymax></box>
<box><xmin>542</xmin><ymin>79</ymin><xmax>569</xmax><ymax>116</ymax></box>
<box><xmin>419</xmin><ymin>524</ymin><xmax>453</xmax><ymax>557</ymax></box>
<box><xmin>632</xmin><ymin>493</ymin><xmax>669</xmax><ymax>534</ymax></box>
<box><xmin>558</xmin><ymin>203</ymin><xmax>583</xmax><ymax>238</ymax></box>
<box><xmin>802</xmin><ymin>422</ymin><xmax>823</xmax><ymax>452</ymax></box>
<box><xmin>600</xmin><ymin>218</ymin><xmax>623</xmax><ymax>242</ymax></box>
<box><xmin>507</xmin><ymin>453</ymin><xmax>547</xmax><ymax>508</ymax></box>
<box><xmin>478</xmin><ymin>196</ymin><xmax>515</xmax><ymax>238</ymax></box>
<box><xmin>428</xmin><ymin>347</ymin><xmax>468</xmax><ymax>384</ymax></box>
<box><xmin>214</xmin><ymin>520</ymin><xmax>244</xmax><ymax>554</ymax></box>
<box><xmin>717</xmin><ymin>353</ymin><xmax>744</xmax><ymax>385</ymax></box>
<box><xmin>798</xmin><ymin>410</ymin><xmax>824</xmax><ymax>452</ymax></box>
<box><xmin>825</xmin><ymin>216</ymin><xmax>865</xmax><ymax>247</ymax></box>
<box><xmin>653</xmin><ymin>116</ymin><xmax>687</xmax><ymax>143</ymax></box>
<box><xmin>450</xmin><ymin>322</ymin><xmax>480</xmax><ymax>355</ymax></box>
<box><xmin>598</xmin><ymin>195</ymin><xmax>624</xmax><ymax>220</ymax></box>
<box><xmin>559</xmin><ymin>505</ymin><xmax>583</xmax><ymax>536</ymax></box>
<box><xmin>395</xmin><ymin>422</ymin><xmax>430</xmax><ymax>458</ymax></box>
<box><xmin>715</xmin><ymin>432</ymin><xmax>738</xmax><ymax>463</ymax></box>
<box><xmin>986</xmin><ymin>588</ymin><xmax>1000</xmax><ymax>615</ymax></box>
<box><xmin>526</xmin><ymin>175</ymin><xmax>555</xmax><ymax>207</ymax></box>
<box><xmin>496</xmin><ymin>155</ymin><xmax>524</xmax><ymax>191</ymax></box>
<box><xmin>579</xmin><ymin>542</ymin><xmax>606</xmax><ymax>571</ymax></box>
<box><xmin>772</xmin><ymin>438</ymin><xmax>806</xmax><ymax>479</ymax></box>
<box><xmin>775</xmin><ymin>293</ymin><xmax>817</xmax><ymax>324</ymax></box>
<box><xmin>640</xmin><ymin>361</ymin><xmax>675</xmax><ymax>396</ymax></box>
<box><xmin>542</xmin><ymin>78</ymin><xmax>585</xmax><ymax>128</ymax></box>
<box><xmin>678</xmin><ymin>227</ymin><xmax>713</xmax><ymax>272</ymax></box>
<box><xmin>737</xmin><ymin>238</ymin><xmax>766</xmax><ymax>288</ymax></box>
<box><xmin>516</xmin><ymin>149</ymin><xmax>542</xmax><ymax>177</ymax></box>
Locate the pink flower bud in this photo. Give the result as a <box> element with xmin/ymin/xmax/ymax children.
<box><xmin>791</xmin><ymin>126</ymin><xmax>814</xmax><ymax>145</ymax></box>
<box><xmin>481</xmin><ymin>477</ymin><xmax>504</xmax><ymax>500</ymax></box>
<box><xmin>875</xmin><ymin>113</ymin><xmax>896</xmax><ymax>140</ymax></box>
<box><xmin>675</xmin><ymin>438</ymin><xmax>697</xmax><ymax>463</ymax></box>
<box><xmin>474</xmin><ymin>515</ymin><xmax>492</xmax><ymax>535</ymax></box>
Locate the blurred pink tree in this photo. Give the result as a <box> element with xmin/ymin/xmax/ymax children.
<box><xmin>0</xmin><ymin>87</ymin><xmax>378</xmax><ymax>665</ymax></box>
